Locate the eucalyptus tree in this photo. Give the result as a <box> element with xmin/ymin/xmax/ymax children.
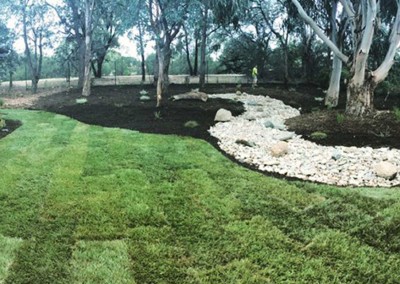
<box><xmin>81</xmin><ymin>0</ymin><xmax>95</xmax><ymax>96</ymax></box>
<box><xmin>16</xmin><ymin>0</ymin><xmax>54</xmax><ymax>94</ymax></box>
<box><xmin>180</xmin><ymin>8</ymin><xmax>200</xmax><ymax>76</ymax></box>
<box><xmin>291</xmin><ymin>0</ymin><xmax>347</xmax><ymax>106</ymax></box>
<box><xmin>130</xmin><ymin>0</ymin><xmax>149</xmax><ymax>83</ymax></box>
<box><xmin>147</xmin><ymin>0</ymin><xmax>189</xmax><ymax>107</ymax></box>
<box><xmin>0</xmin><ymin>22</ymin><xmax>15</xmax><ymax>81</ymax></box>
<box><xmin>91</xmin><ymin>0</ymin><xmax>137</xmax><ymax>78</ymax></box>
<box><xmin>252</xmin><ymin>0</ymin><xmax>296</xmax><ymax>86</ymax></box>
<box><xmin>48</xmin><ymin>0</ymin><xmax>86</xmax><ymax>87</ymax></box>
<box><xmin>199</xmin><ymin>0</ymin><xmax>249</xmax><ymax>88</ymax></box>
<box><xmin>291</xmin><ymin>0</ymin><xmax>400</xmax><ymax>116</ymax></box>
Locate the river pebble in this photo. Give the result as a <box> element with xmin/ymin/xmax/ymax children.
<box><xmin>208</xmin><ymin>93</ymin><xmax>400</xmax><ymax>187</ymax></box>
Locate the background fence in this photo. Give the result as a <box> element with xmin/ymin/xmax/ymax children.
<box><xmin>0</xmin><ymin>74</ymin><xmax>252</xmax><ymax>91</ymax></box>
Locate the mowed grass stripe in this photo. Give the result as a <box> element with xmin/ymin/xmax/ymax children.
<box><xmin>0</xmin><ymin>235</ymin><xmax>22</xmax><ymax>283</ymax></box>
<box><xmin>0</xmin><ymin>109</ymin><xmax>400</xmax><ymax>283</ymax></box>
<box><xmin>0</xmin><ymin>111</ymin><xmax>78</xmax><ymax>238</ymax></box>
<box><xmin>70</xmin><ymin>240</ymin><xmax>135</xmax><ymax>284</ymax></box>
<box><xmin>3</xmin><ymin>114</ymin><xmax>91</xmax><ymax>284</ymax></box>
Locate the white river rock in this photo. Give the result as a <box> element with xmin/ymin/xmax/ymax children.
<box><xmin>208</xmin><ymin>93</ymin><xmax>400</xmax><ymax>187</ymax></box>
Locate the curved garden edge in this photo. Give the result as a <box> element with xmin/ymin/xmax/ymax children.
<box><xmin>208</xmin><ymin>93</ymin><xmax>400</xmax><ymax>188</ymax></box>
<box><xmin>0</xmin><ymin>119</ymin><xmax>22</xmax><ymax>140</ymax></box>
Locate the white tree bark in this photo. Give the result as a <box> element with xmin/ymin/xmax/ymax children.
<box><xmin>325</xmin><ymin>1</ymin><xmax>342</xmax><ymax>107</ymax></box>
<box><xmin>351</xmin><ymin>0</ymin><xmax>377</xmax><ymax>86</ymax></box>
<box><xmin>82</xmin><ymin>0</ymin><xmax>95</xmax><ymax>97</ymax></box>
<box><xmin>326</xmin><ymin>56</ymin><xmax>343</xmax><ymax>107</ymax></box>
<box><xmin>293</xmin><ymin>0</ymin><xmax>400</xmax><ymax>116</ymax></box>
<box><xmin>373</xmin><ymin>0</ymin><xmax>400</xmax><ymax>83</ymax></box>
<box><xmin>290</xmin><ymin>0</ymin><xmax>349</xmax><ymax>63</ymax></box>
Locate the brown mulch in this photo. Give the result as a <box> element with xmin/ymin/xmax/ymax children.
<box><xmin>0</xmin><ymin>120</ymin><xmax>22</xmax><ymax>140</ymax></box>
<box><xmin>2</xmin><ymin>83</ymin><xmax>400</xmax><ymax>150</ymax></box>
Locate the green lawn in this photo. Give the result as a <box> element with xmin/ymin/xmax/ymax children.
<box><xmin>1</xmin><ymin>109</ymin><xmax>400</xmax><ymax>283</ymax></box>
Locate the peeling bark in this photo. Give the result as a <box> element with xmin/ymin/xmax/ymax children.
<box><xmin>325</xmin><ymin>56</ymin><xmax>342</xmax><ymax>107</ymax></box>
<box><xmin>345</xmin><ymin>79</ymin><xmax>376</xmax><ymax>116</ymax></box>
<box><xmin>82</xmin><ymin>0</ymin><xmax>95</xmax><ymax>97</ymax></box>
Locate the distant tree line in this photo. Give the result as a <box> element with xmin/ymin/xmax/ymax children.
<box><xmin>0</xmin><ymin>0</ymin><xmax>399</xmax><ymax>115</ymax></box>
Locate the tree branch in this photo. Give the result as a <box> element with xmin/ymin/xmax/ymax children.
<box><xmin>373</xmin><ymin>0</ymin><xmax>400</xmax><ymax>83</ymax></box>
<box><xmin>290</xmin><ymin>0</ymin><xmax>349</xmax><ymax>63</ymax></box>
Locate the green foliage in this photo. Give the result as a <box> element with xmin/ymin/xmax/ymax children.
<box><xmin>75</xmin><ymin>98</ymin><xmax>87</xmax><ymax>104</ymax></box>
<box><xmin>184</xmin><ymin>120</ymin><xmax>199</xmax><ymax>128</ymax></box>
<box><xmin>0</xmin><ymin>235</ymin><xmax>22</xmax><ymax>282</ymax></box>
<box><xmin>139</xmin><ymin>89</ymin><xmax>148</xmax><ymax>95</ymax></box>
<box><xmin>153</xmin><ymin>110</ymin><xmax>162</xmax><ymax>120</ymax></box>
<box><xmin>0</xmin><ymin>119</ymin><xmax>5</xmax><ymax>129</ymax></box>
<box><xmin>394</xmin><ymin>107</ymin><xmax>400</xmax><ymax>121</ymax></box>
<box><xmin>1</xmin><ymin>109</ymin><xmax>400</xmax><ymax>283</ymax></box>
<box><xmin>336</xmin><ymin>113</ymin><xmax>346</xmax><ymax>124</ymax></box>
<box><xmin>0</xmin><ymin>98</ymin><xmax>4</xmax><ymax>107</ymax></box>
<box><xmin>310</xmin><ymin>131</ymin><xmax>328</xmax><ymax>140</ymax></box>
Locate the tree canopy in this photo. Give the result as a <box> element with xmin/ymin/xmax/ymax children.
<box><xmin>2</xmin><ymin>0</ymin><xmax>400</xmax><ymax>114</ymax></box>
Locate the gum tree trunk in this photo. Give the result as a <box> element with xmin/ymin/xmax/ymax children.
<box><xmin>345</xmin><ymin>80</ymin><xmax>375</xmax><ymax>116</ymax></box>
<box><xmin>156</xmin><ymin>45</ymin><xmax>171</xmax><ymax>107</ymax></box>
<box><xmin>325</xmin><ymin>1</ymin><xmax>342</xmax><ymax>107</ymax></box>
<box><xmin>325</xmin><ymin>56</ymin><xmax>342</xmax><ymax>107</ymax></box>
<box><xmin>82</xmin><ymin>0</ymin><xmax>94</xmax><ymax>97</ymax></box>
<box><xmin>199</xmin><ymin>7</ymin><xmax>208</xmax><ymax>90</ymax></box>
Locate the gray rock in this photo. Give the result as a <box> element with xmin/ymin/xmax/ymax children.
<box><xmin>140</xmin><ymin>95</ymin><xmax>151</xmax><ymax>101</ymax></box>
<box><xmin>214</xmin><ymin>108</ymin><xmax>233</xmax><ymax>122</ymax></box>
<box><xmin>264</xmin><ymin>120</ymin><xmax>274</xmax><ymax>128</ymax></box>
<box><xmin>374</xmin><ymin>161</ymin><xmax>398</xmax><ymax>179</ymax></box>
<box><xmin>263</xmin><ymin>120</ymin><xmax>285</xmax><ymax>130</ymax></box>
<box><xmin>247</xmin><ymin>100</ymin><xmax>262</xmax><ymax>106</ymax></box>
<box><xmin>278</xmin><ymin>132</ymin><xmax>295</xmax><ymax>141</ymax></box>
<box><xmin>235</xmin><ymin>139</ymin><xmax>256</xmax><ymax>147</ymax></box>
<box><xmin>332</xmin><ymin>149</ymin><xmax>342</xmax><ymax>160</ymax></box>
<box><xmin>270</xmin><ymin>141</ymin><xmax>289</xmax><ymax>157</ymax></box>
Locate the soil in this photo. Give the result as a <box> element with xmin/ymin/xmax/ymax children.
<box><xmin>2</xmin><ymin>83</ymin><xmax>400</xmax><ymax>152</ymax></box>
<box><xmin>0</xmin><ymin>120</ymin><xmax>22</xmax><ymax>140</ymax></box>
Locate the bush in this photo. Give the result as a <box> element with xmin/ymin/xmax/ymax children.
<box><xmin>310</xmin><ymin>131</ymin><xmax>328</xmax><ymax>140</ymax></box>
<box><xmin>139</xmin><ymin>90</ymin><xmax>148</xmax><ymax>96</ymax></box>
<box><xmin>0</xmin><ymin>98</ymin><xmax>4</xmax><ymax>107</ymax></box>
<box><xmin>184</xmin><ymin>120</ymin><xmax>199</xmax><ymax>128</ymax></box>
<box><xmin>0</xmin><ymin>118</ymin><xmax>5</xmax><ymax>128</ymax></box>
<box><xmin>336</xmin><ymin>113</ymin><xmax>346</xmax><ymax>124</ymax></box>
<box><xmin>393</xmin><ymin>107</ymin><xmax>400</xmax><ymax>121</ymax></box>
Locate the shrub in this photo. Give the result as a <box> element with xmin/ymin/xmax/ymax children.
<box><xmin>336</xmin><ymin>113</ymin><xmax>346</xmax><ymax>124</ymax></box>
<box><xmin>139</xmin><ymin>90</ymin><xmax>148</xmax><ymax>96</ymax></box>
<box><xmin>154</xmin><ymin>111</ymin><xmax>162</xmax><ymax>120</ymax></box>
<box><xmin>310</xmin><ymin>131</ymin><xmax>328</xmax><ymax>140</ymax></box>
<box><xmin>0</xmin><ymin>98</ymin><xmax>4</xmax><ymax>107</ymax></box>
<box><xmin>184</xmin><ymin>120</ymin><xmax>199</xmax><ymax>128</ymax></box>
<box><xmin>76</xmin><ymin>98</ymin><xmax>87</xmax><ymax>104</ymax></box>
<box><xmin>393</xmin><ymin>107</ymin><xmax>400</xmax><ymax>121</ymax></box>
<box><xmin>0</xmin><ymin>118</ymin><xmax>5</xmax><ymax>128</ymax></box>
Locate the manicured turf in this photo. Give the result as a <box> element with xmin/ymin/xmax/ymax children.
<box><xmin>1</xmin><ymin>109</ymin><xmax>400</xmax><ymax>283</ymax></box>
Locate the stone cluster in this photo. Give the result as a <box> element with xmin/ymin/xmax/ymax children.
<box><xmin>209</xmin><ymin>93</ymin><xmax>400</xmax><ymax>187</ymax></box>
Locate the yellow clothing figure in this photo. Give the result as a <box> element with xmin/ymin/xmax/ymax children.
<box><xmin>252</xmin><ymin>66</ymin><xmax>258</xmax><ymax>87</ymax></box>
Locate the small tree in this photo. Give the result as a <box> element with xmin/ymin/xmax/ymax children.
<box><xmin>19</xmin><ymin>0</ymin><xmax>53</xmax><ymax>94</ymax></box>
<box><xmin>147</xmin><ymin>0</ymin><xmax>188</xmax><ymax>107</ymax></box>
<box><xmin>82</xmin><ymin>0</ymin><xmax>95</xmax><ymax>97</ymax></box>
<box><xmin>291</xmin><ymin>0</ymin><xmax>400</xmax><ymax>116</ymax></box>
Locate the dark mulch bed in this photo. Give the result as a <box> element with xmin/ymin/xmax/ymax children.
<box><xmin>9</xmin><ymin>83</ymin><xmax>400</xmax><ymax>151</ymax></box>
<box><xmin>0</xmin><ymin>120</ymin><xmax>22</xmax><ymax>140</ymax></box>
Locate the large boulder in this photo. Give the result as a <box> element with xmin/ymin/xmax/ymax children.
<box><xmin>270</xmin><ymin>141</ymin><xmax>289</xmax><ymax>157</ymax></box>
<box><xmin>374</xmin><ymin>161</ymin><xmax>398</xmax><ymax>179</ymax></box>
<box><xmin>214</xmin><ymin>109</ymin><xmax>233</xmax><ymax>122</ymax></box>
<box><xmin>171</xmin><ymin>89</ymin><xmax>208</xmax><ymax>102</ymax></box>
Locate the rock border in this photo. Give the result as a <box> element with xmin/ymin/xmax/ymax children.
<box><xmin>208</xmin><ymin>93</ymin><xmax>400</xmax><ymax>187</ymax></box>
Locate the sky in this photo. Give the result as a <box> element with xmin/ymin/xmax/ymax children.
<box><xmin>8</xmin><ymin>0</ymin><xmax>154</xmax><ymax>59</ymax></box>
